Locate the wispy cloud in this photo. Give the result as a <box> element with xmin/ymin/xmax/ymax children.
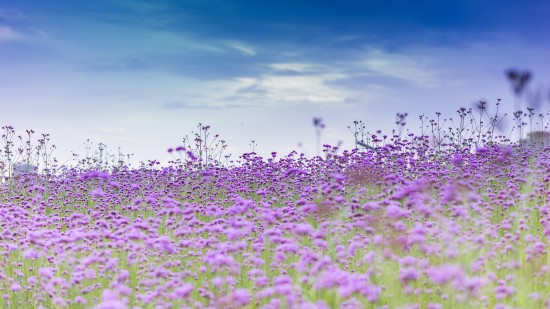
<box><xmin>267</xmin><ymin>62</ymin><xmax>326</xmax><ymax>74</ymax></box>
<box><xmin>221</xmin><ymin>40</ymin><xmax>257</xmax><ymax>56</ymax></box>
<box><xmin>0</xmin><ymin>8</ymin><xmax>24</xmax><ymax>21</ymax></box>
<box><xmin>228</xmin><ymin>72</ymin><xmax>350</xmax><ymax>105</ymax></box>
<box><xmin>29</xmin><ymin>27</ymin><xmax>49</xmax><ymax>38</ymax></box>
<box><xmin>162</xmin><ymin>101</ymin><xmax>218</xmax><ymax>110</ymax></box>
<box><xmin>356</xmin><ymin>48</ymin><xmax>440</xmax><ymax>88</ymax></box>
<box><xmin>0</xmin><ymin>26</ymin><xmax>25</xmax><ymax>42</ymax></box>
<box><xmin>82</xmin><ymin>57</ymin><xmax>150</xmax><ymax>73</ymax></box>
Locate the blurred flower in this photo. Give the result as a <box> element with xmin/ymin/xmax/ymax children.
<box><xmin>426</xmin><ymin>264</ymin><xmax>465</xmax><ymax>286</ymax></box>
<box><xmin>230</xmin><ymin>288</ymin><xmax>251</xmax><ymax>306</ymax></box>
<box><xmin>399</xmin><ymin>267</ymin><xmax>420</xmax><ymax>285</ymax></box>
<box><xmin>294</xmin><ymin>223</ymin><xmax>314</xmax><ymax>236</ymax></box>
<box><xmin>38</xmin><ymin>267</ymin><xmax>55</xmax><ymax>279</ymax></box>
<box><xmin>174</xmin><ymin>283</ymin><xmax>193</xmax><ymax>299</ymax></box>
<box><xmin>386</xmin><ymin>204</ymin><xmax>410</xmax><ymax>219</ymax></box>
<box><xmin>10</xmin><ymin>283</ymin><xmax>21</xmax><ymax>291</ymax></box>
<box><xmin>23</xmin><ymin>248</ymin><xmax>39</xmax><ymax>259</ymax></box>
<box><xmin>90</xmin><ymin>188</ymin><xmax>105</xmax><ymax>198</ymax></box>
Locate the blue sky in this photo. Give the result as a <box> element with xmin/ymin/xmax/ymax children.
<box><xmin>1</xmin><ymin>0</ymin><xmax>550</xmax><ymax>166</ymax></box>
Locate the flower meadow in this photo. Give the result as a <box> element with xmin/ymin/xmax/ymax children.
<box><xmin>0</xmin><ymin>127</ymin><xmax>550</xmax><ymax>309</ymax></box>
<box><xmin>2</xmin><ymin>86</ymin><xmax>550</xmax><ymax>309</ymax></box>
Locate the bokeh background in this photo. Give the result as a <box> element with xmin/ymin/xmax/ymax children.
<box><xmin>1</xmin><ymin>0</ymin><xmax>549</xmax><ymax>166</ymax></box>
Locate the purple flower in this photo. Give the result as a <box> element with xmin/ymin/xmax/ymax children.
<box><xmin>201</xmin><ymin>170</ymin><xmax>215</xmax><ymax>177</ymax></box>
<box><xmin>294</xmin><ymin>223</ymin><xmax>314</xmax><ymax>236</ymax></box>
<box><xmin>426</xmin><ymin>264</ymin><xmax>465</xmax><ymax>286</ymax></box>
<box><xmin>451</xmin><ymin>154</ymin><xmax>463</xmax><ymax>165</ymax></box>
<box><xmin>27</xmin><ymin>276</ymin><xmax>37</xmax><ymax>286</ymax></box>
<box><xmin>52</xmin><ymin>297</ymin><xmax>67</xmax><ymax>307</ymax></box>
<box><xmin>464</xmin><ymin>276</ymin><xmax>486</xmax><ymax>296</ymax></box>
<box><xmin>38</xmin><ymin>267</ymin><xmax>55</xmax><ymax>279</ymax></box>
<box><xmin>94</xmin><ymin>289</ymin><xmax>128</xmax><ymax>309</ymax></box>
<box><xmin>85</xmin><ymin>269</ymin><xmax>96</xmax><ymax>280</ymax></box>
<box><xmin>156</xmin><ymin>236</ymin><xmax>177</xmax><ymax>254</ymax></box>
<box><xmin>74</xmin><ymin>296</ymin><xmax>87</xmax><ymax>304</ymax></box>
<box><xmin>93</xmin><ymin>300</ymin><xmax>127</xmax><ymax>309</ymax></box>
<box><xmin>23</xmin><ymin>248</ymin><xmax>39</xmax><ymax>259</ymax></box>
<box><xmin>90</xmin><ymin>188</ymin><xmax>105</xmax><ymax>198</ymax></box>
<box><xmin>386</xmin><ymin>204</ymin><xmax>410</xmax><ymax>219</ymax></box>
<box><xmin>10</xmin><ymin>283</ymin><xmax>21</xmax><ymax>291</ymax></box>
<box><xmin>186</xmin><ymin>151</ymin><xmax>197</xmax><ymax>160</ymax></box>
<box><xmin>254</xmin><ymin>276</ymin><xmax>269</xmax><ymax>287</ymax></box>
<box><xmin>399</xmin><ymin>267</ymin><xmax>420</xmax><ymax>285</ymax></box>
<box><xmin>282</xmin><ymin>168</ymin><xmax>307</xmax><ymax>177</ymax></box>
<box><xmin>174</xmin><ymin>283</ymin><xmax>193</xmax><ymax>299</ymax></box>
<box><xmin>440</xmin><ymin>184</ymin><xmax>459</xmax><ymax>204</ymax></box>
<box><xmin>494</xmin><ymin>283</ymin><xmax>516</xmax><ymax>300</ymax></box>
<box><xmin>256</xmin><ymin>287</ymin><xmax>275</xmax><ymax>299</ymax></box>
<box><xmin>230</xmin><ymin>288</ymin><xmax>251</xmax><ymax>306</ymax></box>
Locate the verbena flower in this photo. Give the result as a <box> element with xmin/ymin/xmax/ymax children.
<box><xmin>90</xmin><ymin>188</ymin><xmax>105</xmax><ymax>198</ymax></box>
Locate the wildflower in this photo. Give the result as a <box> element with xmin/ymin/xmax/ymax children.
<box><xmin>282</xmin><ymin>167</ymin><xmax>307</xmax><ymax>177</ymax></box>
<box><xmin>440</xmin><ymin>184</ymin><xmax>459</xmax><ymax>204</ymax></box>
<box><xmin>174</xmin><ymin>283</ymin><xmax>193</xmax><ymax>299</ymax></box>
<box><xmin>230</xmin><ymin>288</ymin><xmax>251</xmax><ymax>306</ymax></box>
<box><xmin>340</xmin><ymin>298</ymin><xmax>362</xmax><ymax>309</ymax></box>
<box><xmin>464</xmin><ymin>276</ymin><xmax>486</xmax><ymax>296</ymax></box>
<box><xmin>52</xmin><ymin>297</ymin><xmax>67</xmax><ymax>307</ymax></box>
<box><xmin>451</xmin><ymin>154</ymin><xmax>463</xmax><ymax>165</ymax></box>
<box><xmin>529</xmin><ymin>293</ymin><xmax>541</xmax><ymax>300</ymax></box>
<box><xmin>274</xmin><ymin>275</ymin><xmax>292</xmax><ymax>286</ymax></box>
<box><xmin>94</xmin><ymin>299</ymin><xmax>126</xmax><ymax>309</ymax></box>
<box><xmin>332</xmin><ymin>173</ymin><xmax>346</xmax><ymax>183</ymax></box>
<box><xmin>186</xmin><ymin>151</ymin><xmax>197</xmax><ymax>160</ymax></box>
<box><xmin>359</xmin><ymin>283</ymin><xmax>381</xmax><ymax>302</ymax></box>
<box><xmin>294</xmin><ymin>223</ymin><xmax>314</xmax><ymax>236</ymax></box>
<box><xmin>386</xmin><ymin>204</ymin><xmax>410</xmax><ymax>219</ymax></box>
<box><xmin>27</xmin><ymin>276</ymin><xmax>37</xmax><ymax>286</ymax></box>
<box><xmin>23</xmin><ymin>248</ymin><xmax>39</xmax><ymax>259</ymax></box>
<box><xmin>38</xmin><ymin>267</ymin><xmax>55</xmax><ymax>279</ymax></box>
<box><xmin>494</xmin><ymin>283</ymin><xmax>516</xmax><ymax>300</ymax></box>
<box><xmin>212</xmin><ymin>276</ymin><xmax>223</xmax><ymax>287</ymax></box>
<box><xmin>74</xmin><ymin>296</ymin><xmax>87</xmax><ymax>304</ymax></box>
<box><xmin>426</xmin><ymin>264</ymin><xmax>465</xmax><ymax>286</ymax></box>
<box><xmin>399</xmin><ymin>267</ymin><xmax>420</xmax><ymax>285</ymax></box>
<box><xmin>254</xmin><ymin>276</ymin><xmax>269</xmax><ymax>287</ymax></box>
<box><xmin>115</xmin><ymin>270</ymin><xmax>130</xmax><ymax>283</ymax></box>
<box><xmin>10</xmin><ymin>283</ymin><xmax>21</xmax><ymax>291</ymax></box>
<box><xmin>156</xmin><ymin>236</ymin><xmax>177</xmax><ymax>254</ymax></box>
<box><xmin>90</xmin><ymin>188</ymin><xmax>105</xmax><ymax>198</ymax></box>
<box><xmin>256</xmin><ymin>287</ymin><xmax>275</xmax><ymax>299</ymax></box>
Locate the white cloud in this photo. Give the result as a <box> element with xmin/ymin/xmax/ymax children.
<box><xmin>221</xmin><ymin>40</ymin><xmax>257</xmax><ymax>56</ymax></box>
<box><xmin>0</xmin><ymin>26</ymin><xmax>24</xmax><ymax>42</ymax></box>
<box><xmin>229</xmin><ymin>73</ymin><xmax>350</xmax><ymax>105</ymax></box>
<box><xmin>268</xmin><ymin>62</ymin><xmax>326</xmax><ymax>73</ymax></box>
<box><xmin>0</xmin><ymin>9</ymin><xmax>23</xmax><ymax>21</ymax></box>
<box><xmin>30</xmin><ymin>27</ymin><xmax>49</xmax><ymax>39</ymax></box>
<box><xmin>357</xmin><ymin>48</ymin><xmax>440</xmax><ymax>88</ymax></box>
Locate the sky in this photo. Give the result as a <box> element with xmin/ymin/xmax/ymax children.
<box><xmin>1</xmin><ymin>0</ymin><xmax>550</xmax><ymax>168</ymax></box>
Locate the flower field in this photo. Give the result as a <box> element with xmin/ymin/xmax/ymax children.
<box><xmin>0</xmin><ymin>133</ymin><xmax>549</xmax><ymax>309</ymax></box>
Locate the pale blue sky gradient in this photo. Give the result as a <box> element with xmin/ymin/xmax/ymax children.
<box><xmin>1</xmin><ymin>0</ymin><xmax>549</xmax><ymax>166</ymax></box>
